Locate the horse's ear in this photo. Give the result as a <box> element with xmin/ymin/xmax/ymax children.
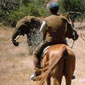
<box><xmin>65</xmin><ymin>13</ymin><xmax>69</xmax><ymax>19</ymax></box>
<box><xmin>65</xmin><ymin>13</ymin><xmax>72</xmax><ymax>24</ymax></box>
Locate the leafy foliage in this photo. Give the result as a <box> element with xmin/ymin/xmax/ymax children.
<box><xmin>0</xmin><ymin>0</ymin><xmax>85</xmax><ymax>27</ymax></box>
<box><xmin>59</xmin><ymin>0</ymin><xmax>85</xmax><ymax>13</ymax></box>
<box><xmin>0</xmin><ymin>2</ymin><xmax>49</xmax><ymax>27</ymax></box>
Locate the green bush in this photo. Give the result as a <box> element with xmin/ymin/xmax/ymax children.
<box><xmin>3</xmin><ymin>2</ymin><xmax>49</xmax><ymax>27</ymax></box>
<box><xmin>59</xmin><ymin>0</ymin><xmax>85</xmax><ymax>13</ymax></box>
<box><xmin>0</xmin><ymin>0</ymin><xmax>85</xmax><ymax>27</ymax></box>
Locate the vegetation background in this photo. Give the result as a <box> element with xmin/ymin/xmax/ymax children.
<box><xmin>0</xmin><ymin>0</ymin><xmax>85</xmax><ymax>27</ymax></box>
<box><xmin>0</xmin><ymin>1</ymin><xmax>85</xmax><ymax>85</ymax></box>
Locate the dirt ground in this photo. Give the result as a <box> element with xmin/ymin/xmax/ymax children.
<box><xmin>0</xmin><ymin>25</ymin><xmax>85</xmax><ymax>85</ymax></box>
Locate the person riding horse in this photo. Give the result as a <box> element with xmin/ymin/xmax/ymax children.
<box><xmin>30</xmin><ymin>2</ymin><xmax>78</xmax><ymax>80</ymax></box>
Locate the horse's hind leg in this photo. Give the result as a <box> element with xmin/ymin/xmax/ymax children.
<box><xmin>46</xmin><ymin>76</ymin><xmax>51</xmax><ymax>85</ymax></box>
<box><xmin>65</xmin><ymin>76</ymin><xmax>71</xmax><ymax>85</ymax></box>
<box><xmin>64</xmin><ymin>47</ymin><xmax>75</xmax><ymax>85</ymax></box>
<box><xmin>53</xmin><ymin>76</ymin><xmax>62</xmax><ymax>85</ymax></box>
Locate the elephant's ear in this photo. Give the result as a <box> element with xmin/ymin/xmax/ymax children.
<box><xmin>31</xmin><ymin>17</ymin><xmax>42</xmax><ymax>28</ymax></box>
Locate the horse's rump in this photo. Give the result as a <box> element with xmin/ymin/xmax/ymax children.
<box><xmin>35</xmin><ymin>44</ymin><xmax>75</xmax><ymax>85</ymax></box>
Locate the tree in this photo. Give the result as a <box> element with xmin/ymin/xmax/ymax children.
<box><xmin>59</xmin><ymin>0</ymin><xmax>85</xmax><ymax>13</ymax></box>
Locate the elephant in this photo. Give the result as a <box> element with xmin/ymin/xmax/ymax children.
<box><xmin>12</xmin><ymin>15</ymin><xmax>45</xmax><ymax>54</ymax></box>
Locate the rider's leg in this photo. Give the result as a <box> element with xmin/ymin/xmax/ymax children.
<box><xmin>30</xmin><ymin>42</ymin><xmax>50</xmax><ymax>80</ymax></box>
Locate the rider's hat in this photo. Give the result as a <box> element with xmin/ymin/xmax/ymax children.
<box><xmin>49</xmin><ymin>2</ymin><xmax>59</xmax><ymax>14</ymax></box>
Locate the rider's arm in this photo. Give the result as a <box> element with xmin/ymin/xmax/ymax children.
<box><xmin>42</xmin><ymin>31</ymin><xmax>47</xmax><ymax>41</ymax></box>
<box><xmin>40</xmin><ymin>21</ymin><xmax>48</xmax><ymax>40</ymax></box>
<box><xmin>40</xmin><ymin>21</ymin><xmax>47</xmax><ymax>32</ymax></box>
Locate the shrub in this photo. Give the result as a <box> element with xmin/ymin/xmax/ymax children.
<box><xmin>59</xmin><ymin>0</ymin><xmax>85</xmax><ymax>13</ymax></box>
<box><xmin>2</xmin><ymin>2</ymin><xmax>49</xmax><ymax>27</ymax></box>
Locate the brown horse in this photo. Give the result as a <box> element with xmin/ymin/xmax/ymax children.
<box><xmin>34</xmin><ymin>14</ymin><xmax>78</xmax><ymax>85</ymax></box>
<box><xmin>36</xmin><ymin>44</ymin><xmax>75</xmax><ymax>85</ymax></box>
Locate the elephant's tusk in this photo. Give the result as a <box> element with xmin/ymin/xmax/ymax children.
<box><xmin>15</xmin><ymin>35</ymin><xmax>20</xmax><ymax>40</ymax></box>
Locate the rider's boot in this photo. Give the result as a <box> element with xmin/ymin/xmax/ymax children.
<box><xmin>30</xmin><ymin>68</ymin><xmax>41</xmax><ymax>81</ymax></box>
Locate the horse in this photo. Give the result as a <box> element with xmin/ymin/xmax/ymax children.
<box><xmin>33</xmin><ymin>14</ymin><xmax>78</xmax><ymax>85</ymax></box>
<box><xmin>35</xmin><ymin>44</ymin><xmax>75</xmax><ymax>85</ymax></box>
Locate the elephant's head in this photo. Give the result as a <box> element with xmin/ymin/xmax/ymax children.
<box><xmin>12</xmin><ymin>16</ymin><xmax>43</xmax><ymax>46</ymax></box>
<box><xmin>12</xmin><ymin>24</ymin><xmax>27</xmax><ymax>46</ymax></box>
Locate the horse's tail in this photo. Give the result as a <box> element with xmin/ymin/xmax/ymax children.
<box><xmin>36</xmin><ymin>45</ymin><xmax>67</xmax><ymax>84</ymax></box>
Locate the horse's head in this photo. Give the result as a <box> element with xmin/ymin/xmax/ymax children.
<box><xmin>64</xmin><ymin>14</ymin><xmax>79</xmax><ymax>40</ymax></box>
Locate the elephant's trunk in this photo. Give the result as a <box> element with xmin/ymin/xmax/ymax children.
<box><xmin>12</xmin><ymin>30</ymin><xmax>20</xmax><ymax>46</ymax></box>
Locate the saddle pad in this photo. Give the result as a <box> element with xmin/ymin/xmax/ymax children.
<box><xmin>42</xmin><ymin>46</ymin><xmax>51</xmax><ymax>57</ymax></box>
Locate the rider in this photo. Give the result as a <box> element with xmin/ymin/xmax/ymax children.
<box><xmin>30</xmin><ymin>1</ymin><xmax>77</xmax><ymax>80</ymax></box>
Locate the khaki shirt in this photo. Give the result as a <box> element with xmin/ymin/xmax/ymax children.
<box><xmin>43</xmin><ymin>15</ymin><xmax>67</xmax><ymax>43</ymax></box>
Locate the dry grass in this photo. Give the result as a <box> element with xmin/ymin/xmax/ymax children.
<box><xmin>0</xmin><ymin>25</ymin><xmax>85</xmax><ymax>85</ymax></box>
